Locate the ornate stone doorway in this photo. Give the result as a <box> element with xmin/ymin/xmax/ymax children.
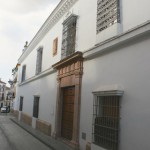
<box><xmin>53</xmin><ymin>52</ymin><xmax>83</xmax><ymax>149</ymax></box>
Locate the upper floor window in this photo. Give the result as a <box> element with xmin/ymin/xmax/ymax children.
<box><xmin>97</xmin><ymin>0</ymin><xmax>120</xmax><ymax>33</ymax></box>
<box><xmin>61</xmin><ymin>14</ymin><xmax>77</xmax><ymax>59</ymax></box>
<box><xmin>21</xmin><ymin>65</ymin><xmax>26</xmax><ymax>82</ymax></box>
<box><xmin>53</xmin><ymin>37</ymin><xmax>58</xmax><ymax>56</ymax></box>
<box><xmin>36</xmin><ymin>47</ymin><xmax>43</xmax><ymax>75</ymax></box>
<box><xmin>2</xmin><ymin>93</ymin><xmax>4</xmax><ymax>100</ymax></box>
<box><xmin>92</xmin><ymin>90</ymin><xmax>123</xmax><ymax>150</ymax></box>
<box><xmin>1</xmin><ymin>85</ymin><xmax>5</xmax><ymax>92</ymax></box>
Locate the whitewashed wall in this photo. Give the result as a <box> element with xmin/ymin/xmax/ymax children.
<box><xmin>16</xmin><ymin>0</ymin><xmax>150</xmax><ymax>149</ymax></box>
<box><xmin>18</xmin><ymin>0</ymin><xmax>150</xmax><ymax>81</ymax></box>
<box><xmin>17</xmin><ymin>72</ymin><xmax>57</xmax><ymax>133</ymax></box>
<box><xmin>122</xmin><ymin>0</ymin><xmax>150</xmax><ymax>31</ymax></box>
<box><xmin>80</xmin><ymin>35</ymin><xmax>150</xmax><ymax>150</ymax></box>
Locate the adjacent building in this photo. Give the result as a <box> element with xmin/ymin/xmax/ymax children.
<box><xmin>5</xmin><ymin>86</ymin><xmax>11</xmax><ymax>106</ymax></box>
<box><xmin>0</xmin><ymin>79</ymin><xmax>6</xmax><ymax>107</ymax></box>
<box><xmin>8</xmin><ymin>63</ymin><xmax>20</xmax><ymax>112</ymax></box>
<box><xmin>14</xmin><ymin>0</ymin><xmax>150</xmax><ymax>150</ymax></box>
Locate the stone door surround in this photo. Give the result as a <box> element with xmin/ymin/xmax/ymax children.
<box><xmin>52</xmin><ymin>51</ymin><xmax>83</xmax><ymax>149</ymax></box>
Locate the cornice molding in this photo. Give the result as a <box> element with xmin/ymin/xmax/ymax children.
<box><xmin>19</xmin><ymin>67</ymin><xmax>56</xmax><ymax>86</ymax></box>
<box><xmin>93</xmin><ymin>90</ymin><xmax>124</xmax><ymax>96</ymax></box>
<box><xmin>83</xmin><ymin>20</ymin><xmax>150</xmax><ymax>59</ymax></box>
<box><xmin>18</xmin><ymin>0</ymin><xmax>79</xmax><ymax>63</ymax></box>
<box><xmin>52</xmin><ymin>51</ymin><xmax>83</xmax><ymax>69</ymax></box>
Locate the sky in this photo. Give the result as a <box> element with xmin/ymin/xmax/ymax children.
<box><xmin>0</xmin><ymin>0</ymin><xmax>60</xmax><ymax>85</ymax></box>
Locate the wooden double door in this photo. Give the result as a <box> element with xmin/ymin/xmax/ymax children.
<box><xmin>61</xmin><ymin>87</ymin><xmax>75</xmax><ymax>140</ymax></box>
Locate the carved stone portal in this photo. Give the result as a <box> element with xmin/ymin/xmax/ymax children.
<box><xmin>52</xmin><ymin>51</ymin><xmax>83</xmax><ymax>149</ymax></box>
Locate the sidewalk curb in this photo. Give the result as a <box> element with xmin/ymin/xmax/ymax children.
<box><xmin>10</xmin><ymin>118</ymin><xmax>56</xmax><ymax>150</ymax></box>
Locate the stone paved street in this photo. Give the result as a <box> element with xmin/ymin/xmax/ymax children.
<box><xmin>0</xmin><ymin>114</ymin><xmax>52</xmax><ymax>150</ymax></box>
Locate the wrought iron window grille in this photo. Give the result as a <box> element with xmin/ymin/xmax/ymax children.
<box><xmin>97</xmin><ymin>0</ymin><xmax>120</xmax><ymax>33</ymax></box>
<box><xmin>92</xmin><ymin>90</ymin><xmax>123</xmax><ymax>150</ymax></box>
<box><xmin>21</xmin><ymin>65</ymin><xmax>26</xmax><ymax>82</ymax></box>
<box><xmin>36</xmin><ymin>47</ymin><xmax>43</xmax><ymax>75</ymax></box>
<box><xmin>61</xmin><ymin>14</ymin><xmax>78</xmax><ymax>59</ymax></box>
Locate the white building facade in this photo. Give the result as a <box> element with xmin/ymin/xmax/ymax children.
<box><xmin>15</xmin><ymin>0</ymin><xmax>150</xmax><ymax>150</ymax></box>
<box><xmin>0</xmin><ymin>79</ymin><xmax>6</xmax><ymax>107</ymax></box>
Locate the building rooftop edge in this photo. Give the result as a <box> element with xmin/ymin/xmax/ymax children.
<box><xmin>18</xmin><ymin>0</ymin><xmax>78</xmax><ymax>64</ymax></box>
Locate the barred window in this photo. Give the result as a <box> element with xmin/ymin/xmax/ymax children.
<box><xmin>21</xmin><ymin>65</ymin><xmax>26</xmax><ymax>82</ymax></box>
<box><xmin>97</xmin><ymin>0</ymin><xmax>120</xmax><ymax>33</ymax></box>
<box><xmin>61</xmin><ymin>14</ymin><xmax>77</xmax><ymax>59</ymax></box>
<box><xmin>1</xmin><ymin>85</ymin><xmax>5</xmax><ymax>92</ymax></box>
<box><xmin>92</xmin><ymin>91</ymin><xmax>123</xmax><ymax>150</ymax></box>
<box><xmin>2</xmin><ymin>93</ymin><xmax>4</xmax><ymax>100</ymax></box>
<box><xmin>19</xmin><ymin>96</ymin><xmax>23</xmax><ymax>111</ymax></box>
<box><xmin>36</xmin><ymin>48</ymin><xmax>43</xmax><ymax>75</ymax></box>
<box><xmin>33</xmin><ymin>96</ymin><xmax>39</xmax><ymax>118</ymax></box>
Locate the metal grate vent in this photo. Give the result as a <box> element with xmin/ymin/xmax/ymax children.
<box><xmin>92</xmin><ymin>95</ymin><xmax>121</xmax><ymax>150</ymax></box>
<box><xmin>97</xmin><ymin>0</ymin><xmax>120</xmax><ymax>33</ymax></box>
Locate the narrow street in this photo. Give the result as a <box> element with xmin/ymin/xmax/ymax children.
<box><xmin>0</xmin><ymin>114</ymin><xmax>52</xmax><ymax>150</ymax></box>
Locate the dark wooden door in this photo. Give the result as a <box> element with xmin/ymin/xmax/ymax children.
<box><xmin>61</xmin><ymin>87</ymin><xmax>75</xmax><ymax>140</ymax></box>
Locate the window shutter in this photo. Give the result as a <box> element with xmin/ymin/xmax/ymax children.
<box><xmin>53</xmin><ymin>37</ymin><xmax>58</xmax><ymax>56</ymax></box>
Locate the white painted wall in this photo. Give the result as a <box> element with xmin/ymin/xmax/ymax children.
<box><xmin>16</xmin><ymin>0</ymin><xmax>150</xmax><ymax>149</ymax></box>
<box><xmin>77</xmin><ymin>0</ymin><xmax>97</xmax><ymax>51</ymax></box>
<box><xmin>80</xmin><ymin>35</ymin><xmax>150</xmax><ymax>150</ymax></box>
<box><xmin>18</xmin><ymin>0</ymin><xmax>96</xmax><ymax>81</ymax></box>
<box><xmin>17</xmin><ymin>72</ymin><xmax>57</xmax><ymax>133</ymax></box>
<box><xmin>122</xmin><ymin>0</ymin><xmax>150</xmax><ymax>31</ymax></box>
<box><xmin>18</xmin><ymin>0</ymin><xmax>150</xmax><ymax>81</ymax></box>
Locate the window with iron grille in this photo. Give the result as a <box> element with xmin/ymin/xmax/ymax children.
<box><xmin>61</xmin><ymin>14</ymin><xmax>77</xmax><ymax>59</ymax></box>
<box><xmin>97</xmin><ymin>0</ymin><xmax>120</xmax><ymax>33</ymax></box>
<box><xmin>33</xmin><ymin>96</ymin><xmax>39</xmax><ymax>118</ymax></box>
<box><xmin>19</xmin><ymin>96</ymin><xmax>23</xmax><ymax>111</ymax></box>
<box><xmin>36</xmin><ymin>48</ymin><xmax>43</xmax><ymax>75</ymax></box>
<box><xmin>92</xmin><ymin>91</ymin><xmax>123</xmax><ymax>150</ymax></box>
<box><xmin>2</xmin><ymin>93</ymin><xmax>4</xmax><ymax>100</ymax></box>
<box><xmin>21</xmin><ymin>65</ymin><xmax>26</xmax><ymax>82</ymax></box>
<box><xmin>1</xmin><ymin>85</ymin><xmax>5</xmax><ymax>92</ymax></box>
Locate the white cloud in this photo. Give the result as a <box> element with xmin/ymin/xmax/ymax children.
<box><xmin>0</xmin><ymin>0</ymin><xmax>60</xmax><ymax>84</ymax></box>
